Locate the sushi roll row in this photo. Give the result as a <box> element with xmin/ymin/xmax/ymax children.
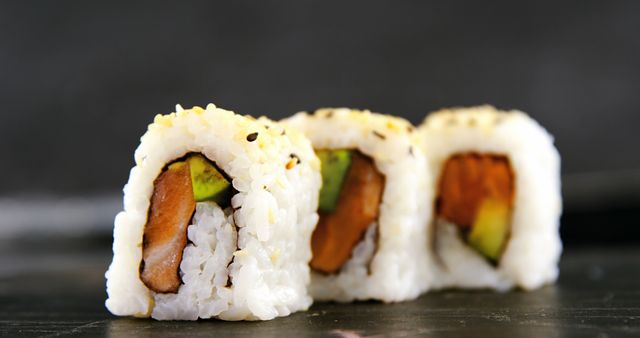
<box><xmin>105</xmin><ymin>103</ymin><xmax>561</xmax><ymax>320</ymax></box>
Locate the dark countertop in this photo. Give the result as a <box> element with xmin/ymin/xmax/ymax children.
<box><xmin>1</xmin><ymin>238</ymin><xmax>639</xmax><ymax>338</ymax></box>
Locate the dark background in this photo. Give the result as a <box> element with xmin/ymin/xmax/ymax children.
<box><xmin>1</xmin><ymin>1</ymin><xmax>639</xmax><ymax>243</ymax></box>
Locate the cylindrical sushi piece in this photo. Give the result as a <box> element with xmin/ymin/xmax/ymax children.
<box><xmin>105</xmin><ymin>104</ymin><xmax>321</xmax><ymax>320</ymax></box>
<box><xmin>281</xmin><ymin>108</ymin><xmax>433</xmax><ymax>302</ymax></box>
<box><xmin>418</xmin><ymin>105</ymin><xmax>562</xmax><ymax>291</ymax></box>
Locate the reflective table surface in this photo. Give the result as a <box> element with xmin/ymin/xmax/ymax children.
<box><xmin>1</xmin><ymin>238</ymin><xmax>639</xmax><ymax>337</ymax></box>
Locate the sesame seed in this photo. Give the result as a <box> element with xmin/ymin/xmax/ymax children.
<box><xmin>246</xmin><ymin>132</ymin><xmax>258</xmax><ymax>142</ymax></box>
<box><xmin>289</xmin><ymin>153</ymin><xmax>301</xmax><ymax>164</ymax></box>
<box><xmin>286</xmin><ymin>159</ymin><xmax>296</xmax><ymax>170</ymax></box>
<box><xmin>373</xmin><ymin>131</ymin><xmax>386</xmax><ymax>140</ymax></box>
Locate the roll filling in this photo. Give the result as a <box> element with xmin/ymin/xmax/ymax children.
<box><xmin>436</xmin><ymin>153</ymin><xmax>514</xmax><ymax>262</ymax></box>
<box><xmin>311</xmin><ymin>150</ymin><xmax>385</xmax><ymax>274</ymax></box>
<box><xmin>140</xmin><ymin>154</ymin><xmax>233</xmax><ymax>293</ymax></box>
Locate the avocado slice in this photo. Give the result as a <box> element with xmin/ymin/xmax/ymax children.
<box><xmin>467</xmin><ymin>198</ymin><xmax>510</xmax><ymax>262</ymax></box>
<box><xmin>186</xmin><ymin>154</ymin><xmax>232</xmax><ymax>206</ymax></box>
<box><xmin>317</xmin><ymin>149</ymin><xmax>352</xmax><ymax>213</ymax></box>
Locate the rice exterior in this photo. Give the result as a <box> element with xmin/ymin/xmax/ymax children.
<box><xmin>282</xmin><ymin>108</ymin><xmax>433</xmax><ymax>302</ymax></box>
<box><xmin>105</xmin><ymin>104</ymin><xmax>321</xmax><ymax>320</ymax></box>
<box><xmin>418</xmin><ymin>105</ymin><xmax>562</xmax><ymax>291</ymax></box>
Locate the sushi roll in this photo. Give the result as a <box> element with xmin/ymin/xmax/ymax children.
<box><xmin>282</xmin><ymin>108</ymin><xmax>433</xmax><ymax>302</ymax></box>
<box><xmin>105</xmin><ymin>104</ymin><xmax>321</xmax><ymax>320</ymax></box>
<box><xmin>418</xmin><ymin>105</ymin><xmax>562</xmax><ymax>291</ymax></box>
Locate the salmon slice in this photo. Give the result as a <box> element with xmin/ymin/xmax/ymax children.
<box><xmin>140</xmin><ymin>162</ymin><xmax>196</xmax><ymax>293</ymax></box>
<box><xmin>311</xmin><ymin>152</ymin><xmax>385</xmax><ymax>274</ymax></box>
<box><xmin>436</xmin><ymin>153</ymin><xmax>514</xmax><ymax>229</ymax></box>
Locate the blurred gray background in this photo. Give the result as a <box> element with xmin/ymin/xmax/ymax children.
<box><xmin>1</xmin><ymin>1</ymin><xmax>639</xmax><ymax>243</ymax></box>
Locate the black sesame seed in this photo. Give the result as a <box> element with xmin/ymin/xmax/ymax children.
<box><xmin>373</xmin><ymin>131</ymin><xmax>386</xmax><ymax>140</ymax></box>
<box><xmin>290</xmin><ymin>153</ymin><xmax>301</xmax><ymax>164</ymax></box>
<box><xmin>246</xmin><ymin>132</ymin><xmax>258</xmax><ymax>142</ymax></box>
<box><xmin>409</xmin><ymin>146</ymin><xmax>414</xmax><ymax>156</ymax></box>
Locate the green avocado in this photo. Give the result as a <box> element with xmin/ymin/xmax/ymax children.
<box><xmin>187</xmin><ymin>154</ymin><xmax>232</xmax><ymax>206</ymax></box>
<box><xmin>467</xmin><ymin>198</ymin><xmax>510</xmax><ymax>262</ymax></box>
<box><xmin>317</xmin><ymin>149</ymin><xmax>352</xmax><ymax>213</ymax></box>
